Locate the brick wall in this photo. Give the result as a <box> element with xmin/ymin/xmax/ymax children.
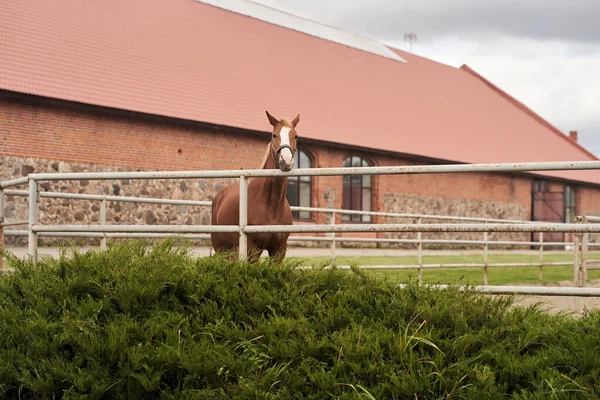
<box><xmin>1</xmin><ymin>96</ymin><xmax>269</xmax><ymax>171</ymax></box>
<box><xmin>2</xmin><ymin>94</ymin><xmax>600</xmax><ymax>248</ymax></box>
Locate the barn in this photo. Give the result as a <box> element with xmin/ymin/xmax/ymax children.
<box><xmin>1</xmin><ymin>0</ymin><xmax>599</xmax><ymax>247</ymax></box>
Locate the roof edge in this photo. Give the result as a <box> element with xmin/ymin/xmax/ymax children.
<box><xmin>460</xmin><ymin>64</ymin><xmax>598</xmax><ymax>161</ymax></box>
<box><xmin>4</xmin><ymin>89</ymin><xmax>600</xmax><ymax>188</ymax></box>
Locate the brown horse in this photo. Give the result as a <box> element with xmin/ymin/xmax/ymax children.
<box><xmin>210</xmin><ymin>111</ymin><xmax>300</xmax><ymax>263</ymax></box>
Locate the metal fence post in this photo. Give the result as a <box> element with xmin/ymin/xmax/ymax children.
<box><xmin>28</xmin><ymin>179</ymin><xmax>39</xmax><ymax>265</ymax></box>
<box><xmin>573</xmin><ymin>233</ymin><xmax>581</xmax><ymax>287</ymax></box>
<box><xmin>329</xmin><ymin>211</ymin><xmax>336</xmax><ymax>265</ymax></box>
<box><xmin>0</xmin><ymin>187</ymin><xmax>4</xmax><ymax>270</ymax></box>
<box><xmin>538</xmin><ymin>232</ymin><xmax>544</xmax><ymax>281</ymax></box>
<box><xmin>417</xmin><ymin>217</ymin><xmax>423</xmax><ymax>286</ymax></box>
<box><xmin>238</xmin><ymin>175</ymin><xmax>248</xmax><ymax>261</ymax></box>
<box><xmin>100</xmin><ymin>198</ymin><xmax>107</xmax><ymax>250</ymax></box>
<box><xmin>483</xmin><ymin>232</ymin><xmax>489</xmax><ymax>285</ymax></box>
<box><xmin>582</xmin><ymin>231</ymin><xmax>589</xmax><ymax>284</ymax></box>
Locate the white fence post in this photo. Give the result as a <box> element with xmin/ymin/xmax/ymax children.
<box><xmin>573</xmin><ymin>233</ymin><xmax>581</xmax><ymax>287</ymax></box>
<box><xmin>538</xmin><ymin>232</ymin><xmax>544</xmax><ymax>281</ymax></box>
<box><xmin>28</xmin><ymin>179</ymin><xmax>39</xmax><ymax>265</ymax></box>
<box><xmin>329</xmin><ymin>211</ymin><xmax>336</xmax><ymax>265</ymax></box>
<box><xmin>417</xmin><ymin>217</ymin><xmax>423</xmax><ymax>286</ymax></box>
<box><xmin>238</xmin><ymin>175</ymin><xmax>248</xmax><ymax>261</ymax></box>
<box><xmin>582</xmin><ymin>231</ymin><xmax>589</xmax><ymax>284</ymax></box>
<box><xmin>483</xmin><ymin>231</ymin><xmax>489</xmax><ymax>285</ymax></box>
<box><xmin>100</xmin><ymin>198</ymin><xmax>107</xmax><ymax>250</ymax></box>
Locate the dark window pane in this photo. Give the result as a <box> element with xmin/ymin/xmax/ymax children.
<box><xmin>287</xmin><ymin>179</ymin><xmax>299</xmax><ymax>206</ymax></box>
<box><xmin>351</xmin><ymin>185</ymin><xmax>361</xmax><ymax>210</ymax></box>
<box><xmin>342</xmin><ymin>182</ymin><xmax>351</xmax><ymax>209</ymax></box>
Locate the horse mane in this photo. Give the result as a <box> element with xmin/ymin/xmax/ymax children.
<box><xmin>247</xmin><ymin>144</ymin><xmax>272</xmax><ymax>184</ymax></box>
<box><xmin>258</xmin><ymin>143</ymin><xmax>271</xmax><ymax>169</ymax></box>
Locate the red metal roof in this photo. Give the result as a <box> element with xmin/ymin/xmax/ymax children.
<box><xmin>1</xmin><ymin>0</ymin><xmax>598</xmax><ymax>184</ymax></box>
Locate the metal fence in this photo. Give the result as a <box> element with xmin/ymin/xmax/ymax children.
<box><xmin>577</xmin><ymin>216</ymin><xmax>600</xmax><ymax>282</ymax></box>
<box><xmin>1</xmin><ymin>160</ymin><xmax>600</xmax><ymax>294</ymax></box>
<box><xmin>0</xmin><ymin>188</ymin><xmax>593</xmax><ymax>285</ymax></box>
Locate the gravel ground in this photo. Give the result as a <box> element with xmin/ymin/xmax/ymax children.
<box><xmin>508</xmin><ymin>279</ymin><xmax>600</xmax><ymax>316</ymax></box>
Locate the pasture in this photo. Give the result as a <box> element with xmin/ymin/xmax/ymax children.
<box><xmin>1</xmin><ymin>240</ymin><xmax>600</xmax><ymax>399</ymax></box>
<box><xmin>290</xmin><ymin>252</ymin><xmax>600</xmax><ymax>285</ymax></box>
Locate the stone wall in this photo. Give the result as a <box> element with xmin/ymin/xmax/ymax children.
<box><xmin>1</xmin><ymin>156</ymin><xmax>235</xmax><ymax>246</ymax></box>
<box><xmin>2</xmin><ymin>155</ymin><xmax>595</xmax><ymax>250</ymax></box>
<box><xmin>380</xmin><ymin>191</ymin><xmax>531</xmax><ymax>249</ymax></box>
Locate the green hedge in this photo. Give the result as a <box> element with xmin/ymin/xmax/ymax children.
<box><xmin>1</xmin><ymin>240</ymin><xmax>599</xmax><ymax>399</ymax></box>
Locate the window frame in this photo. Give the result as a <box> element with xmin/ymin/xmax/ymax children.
<box><xmin>286</xmin><ymin>150</ymin><xmax>313</xmax><ymax>221</ymax></box>
<box><xmin>564</xmin><ymin>185</ymin><xmax>577</xmax><ymax>223</ymax></box>
<box><xmin>342</xmin><ymin>155</ymin><xmax>374</xmax><ymax>222</ymax></box>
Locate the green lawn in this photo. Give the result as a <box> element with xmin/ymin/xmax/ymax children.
<box><xmin>288</xmin><ymin>252</ymin><xmax>600</xmax><ymax>286</ymax></box>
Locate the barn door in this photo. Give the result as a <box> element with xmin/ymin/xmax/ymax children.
<box><xmin>531</xmin><ymin>180</ymin><xmax>565</xmax><ymax>244</ymax></box>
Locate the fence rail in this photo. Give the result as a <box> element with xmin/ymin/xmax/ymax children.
<box><xmin>398</xmin><ymin>284</ymin><xmax>600</xmax><ymax>297</ymax></box>
<box><xmin>19</xmin><ymin>159</ymin><xmax>600</xmax><ymax>180</ymax></box>
<box><xmin>1</xmin><ymin>159</ymin><xmax>599</xmax><ymax>293</ymax></box>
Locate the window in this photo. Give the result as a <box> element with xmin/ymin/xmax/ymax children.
<box><xmin>286</xmin><ymin>150</ymin><xmax>312</xmax><ymax>219</ymax></box>
<box><xmin>342</xmin><ymin>156</ymin><xmax>372</xmax><ymax>222</ymax></box>
<box><xmin>564</xmin><ymin>185</ymin><xmax>577</xmax><ymax>223</ymax></box>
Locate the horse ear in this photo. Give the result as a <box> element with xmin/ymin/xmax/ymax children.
<box><xmin>266</xmin><ymin>111</ymin><xmax>279</xmax><ymax>127</ymax></box>
<box><xmin>291</xmin><ymin>114</ymin><xmax>300</xmax><ymax>128</ymax></box>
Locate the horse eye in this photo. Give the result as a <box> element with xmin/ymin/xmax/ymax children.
<box><xmin>272</xmin><ymin>134</ymin><xmax>277</xmax><ymax>138</ymax></box>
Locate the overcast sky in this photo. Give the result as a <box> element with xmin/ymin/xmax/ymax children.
<box><xmin>253</xmin><ymin>0</ymin><xmax>600</xmax><ymax>157</ymax></box>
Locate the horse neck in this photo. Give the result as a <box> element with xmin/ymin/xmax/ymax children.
<box><xmin>258</xmin><ymin>145</ymin><xmax>288</xmax><ymax>207</ymax></box>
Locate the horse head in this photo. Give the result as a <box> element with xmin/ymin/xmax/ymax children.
<box><xmin>266</xmin><ymin>110</ymin><xmax>300</xmax><ymax>172</ymax></box>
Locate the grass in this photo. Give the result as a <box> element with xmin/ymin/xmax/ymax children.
<box><xmin>288</xmin><ymin>253</ymin><xmax>600</xmax><ymax>285</ymax></box>
<box><xmin>1</xmin><ymin>239</ymin><xmax>600</xmax><ymax>399</ymax></box>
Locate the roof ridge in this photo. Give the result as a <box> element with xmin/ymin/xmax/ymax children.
<box><xmin>228</xmin><ymin>0</ymin><xmax>365</xmax><ymax>39</ymax></box>
<box><xmin>195</xmin><ymin>0</ymin><xmax>406</xmax><ymax>63</ymax></box>
<box><xmin>386</xmin><ymin>45</ymin><xmax>459</xmax><ymax>69</ymax></box>
<box><xmin>460</xmin><ymin>64</ymin><xmax>598</xmax><ymax>161</ymax></box>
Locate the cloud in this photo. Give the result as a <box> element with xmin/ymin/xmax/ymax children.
<box><xmin>251</xmin><ymin>0</ymin><xmax>600</xmax><ymax>157</ymax></box>
<box><xmin>405</xmin><ymin>36</ymin><xmax>600</xmax><ymax>156</ymax></box>
<box><xmin>256</xmin><ymin>0</ymin><xmax>600</xmax><ymax>44</ymax></box>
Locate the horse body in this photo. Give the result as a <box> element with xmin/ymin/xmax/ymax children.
<box><xmin>210</xmin><ymin>111</ymin><xmax>300</xmax><ymax>262</ymax></box>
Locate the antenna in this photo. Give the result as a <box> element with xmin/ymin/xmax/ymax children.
<box><xmin>404</xmin><ymin>32</ymin><xmax>417</xmax><ymax>53</ymax></box>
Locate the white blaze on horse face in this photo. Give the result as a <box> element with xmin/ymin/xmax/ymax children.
<box><xmin>278</xmin><ymin>126</ymin><xmax>294</xmax><ymax>166</ymax></box>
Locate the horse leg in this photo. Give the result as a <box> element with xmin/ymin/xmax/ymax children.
<box><xmin>246</xmin><ymin>242</ymin><xmax>264</xmax><ymax>264</ymax></box>
<box><xmin>267</xmin><ymin>239</ymin><xmax>288</xmax><ymax>264</ymax></box>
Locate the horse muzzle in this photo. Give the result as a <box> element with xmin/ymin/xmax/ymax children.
<box><xmin>278</xmin><ymin>160</ymin><xmax>293</xmax><ymax>171</ymax></box>
<box><xmin>274</xmin><ymin>144</ymin><xmax>295</xmax><ymax>171</ymax></box>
